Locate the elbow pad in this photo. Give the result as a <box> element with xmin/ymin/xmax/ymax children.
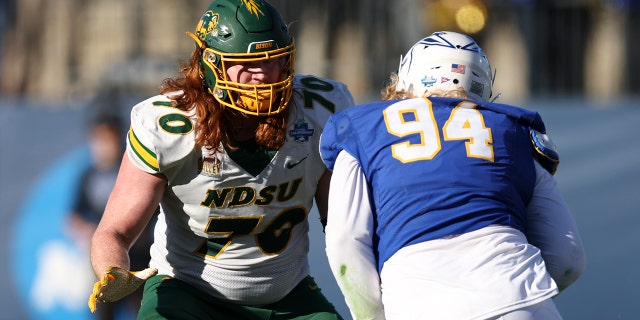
<box><xmin>531</xmin><ymin>130</ymin><xmax>559</xmax><ymax>175</ymax></box>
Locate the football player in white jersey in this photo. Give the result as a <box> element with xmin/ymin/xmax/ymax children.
<box><xmin>320</xmin><ymin>31</ymin><xmax>585</xmax><ymax>320</ymax></box>
<box><xmin>88</xmin><ymin>0</ymin><xmax>354</xmax><ymax>319</ymax></box>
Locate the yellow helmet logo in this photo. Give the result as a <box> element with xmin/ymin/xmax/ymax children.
<box><xmin>194</xmin><ymin>10</ymin><xmax>219</xmax><ymax>40</ymax></box>
<box><xmin>241</xmin><ymin>0</ymin><xmax>265</xmax><ymax>18</ymax></box>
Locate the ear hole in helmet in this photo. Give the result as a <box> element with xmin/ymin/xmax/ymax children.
<box><xmin>453</xmin><ymin>79</ymin><xmax>459</xmax><ymax>84</ymax></box>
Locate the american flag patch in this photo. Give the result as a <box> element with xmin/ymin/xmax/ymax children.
<box><xmin>451</xmin><ymin>64</ymin><xmax>466</xmax><ymax>74</ymax></box>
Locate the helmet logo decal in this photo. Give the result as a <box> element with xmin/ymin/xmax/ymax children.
<box><xmin>195</xmin><ymin>10</ymin><xmax>219</xmax><ymax>40</ymax></box>
<box><xmin>420</xmin><ymin>75</ymin><xmax>437</xmax><ymax>87</ymax></box>
<box><xmin>451</xmin><ymin>64</ymin><xmax>466</xmax><ymax>74</ymax></box>
<box><xmin>421</xmin><ymin>31</ymin><xmax>482</xmax><ymax>53</ymax></box>
<box><xmin>248</xmin><ymin>40</ymin><xmax>276</xmax><ymax>53</ymax></box>
<box><xmin>470</xmin><ymin>80</ymin><xmax>484</xmax><ymax>97</ymax></box>
<box><xmin>241</xmin><ymin>0</ymin><xmax>265</xmax><ymax>18</ymax></box>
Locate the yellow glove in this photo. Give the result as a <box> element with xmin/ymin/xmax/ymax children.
<box><xmin>88</xmin><ymin>266</ymin><xmax>157</xmax><ymax>313</ymax></box>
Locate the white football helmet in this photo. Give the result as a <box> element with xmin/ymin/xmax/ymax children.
<box><xmin>396</xmin><ymin>31</ymin><xmax>493</xmax><ymax>101</ymax></box>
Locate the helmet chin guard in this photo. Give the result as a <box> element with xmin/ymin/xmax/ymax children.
<box><xmin>396</xmin><ymin>31</ymin><xmax>493</xmax><ymax>102</ymax></box>
<box><xmin>189</xmin><ymin>0</ymin><xmax>295</xmax><ymax>116</ymax></box>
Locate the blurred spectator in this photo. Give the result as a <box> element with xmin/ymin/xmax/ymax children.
<box><xmin>66</xmin><ymin>113</ymin><xmax>154</xmax><ymax>319</ymax></box>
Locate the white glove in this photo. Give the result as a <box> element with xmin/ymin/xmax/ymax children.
<box><xmin>88</xmin><ymin>266</ymin><xmax>157</xmax><ymax>313</ymax></box>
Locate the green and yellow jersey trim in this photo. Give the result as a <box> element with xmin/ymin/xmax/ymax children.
<box><xmin>128</xmin><ymin>127</ymin><xmax>159</xmax><ymax>172</ymax></box>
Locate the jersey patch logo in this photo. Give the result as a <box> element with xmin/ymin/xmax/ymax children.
<box><xmin>289</xmin><ymin>120</ymin><xmax>314</xmax><ymax>143</ymax></box>
<box><xmin>199</xmin><ymin>156</ymin><xmax>221</xmax><ymax>176</ymax></box>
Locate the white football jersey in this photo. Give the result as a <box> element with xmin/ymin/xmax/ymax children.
<box><xmin>126</xmin><ymin>75</ymin><xmax>354</xmax><ymax>305</ymax></box>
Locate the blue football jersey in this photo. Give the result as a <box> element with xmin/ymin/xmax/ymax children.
<box><xmin>320</xmin><ymin>96</ymin><xmax>548</xmax><ymax>271</ymax></box>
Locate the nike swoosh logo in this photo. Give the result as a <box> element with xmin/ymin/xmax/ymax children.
<box><xmin>286</xmin><ymin>155</ymin><xmax>308</xmax><ymax>169</ymax></box>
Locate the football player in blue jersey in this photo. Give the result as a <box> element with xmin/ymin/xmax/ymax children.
<box><xmin>320</xmin><ymin>31</ymin><xmax>585</xmax><ymax>320</ymax></box>
<box><xmin>87</xmin><ymin>0</ymin><xmax>354</xmax><ymax>319</ymax></box>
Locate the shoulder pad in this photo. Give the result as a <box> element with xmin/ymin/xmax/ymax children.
<box><xmin>292</xmin><ymin>75</ymin><xmax>355</xmax><ymax>115</ymax></box>
<box><xmin>530</xmin><ymin>130</ymin><xmax>559</xmax><ymax>175</ymax></box>
<box><xmin>127</xmin><ymin>94</ymin><xmax>196</xmax><ymax>173</ymax></box>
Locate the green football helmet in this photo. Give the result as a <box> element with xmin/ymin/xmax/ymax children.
<box><xmin>188</xmin><ymin>0</ymin><xmax>295</xmax><ymax>116</ymax></box>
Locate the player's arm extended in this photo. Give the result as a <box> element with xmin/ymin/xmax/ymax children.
<box><xmin>325</xmin><ymin>151</ymin><xmax>385</xmax><ymax>320</ymax></box>
<box><xmin>89</xmin><ymin>153</ymin><xmax>165</xmax><ymax>310</ymax></box>
<box><xmin>526</xmin><ymin>161</ymin><xmax>586</xmax><ymax>292</ymax></box>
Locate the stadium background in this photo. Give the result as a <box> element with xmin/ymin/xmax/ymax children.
<box><xmin>1</xmin><ymin>0</ymin><xmax>639</xmax><ymax>319</ymax></box>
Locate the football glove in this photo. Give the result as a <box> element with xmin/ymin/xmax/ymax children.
<box><xmin>88</xmin><ymin>266</ymin><xmax>157</xmax><ymax>313</ymax></box>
